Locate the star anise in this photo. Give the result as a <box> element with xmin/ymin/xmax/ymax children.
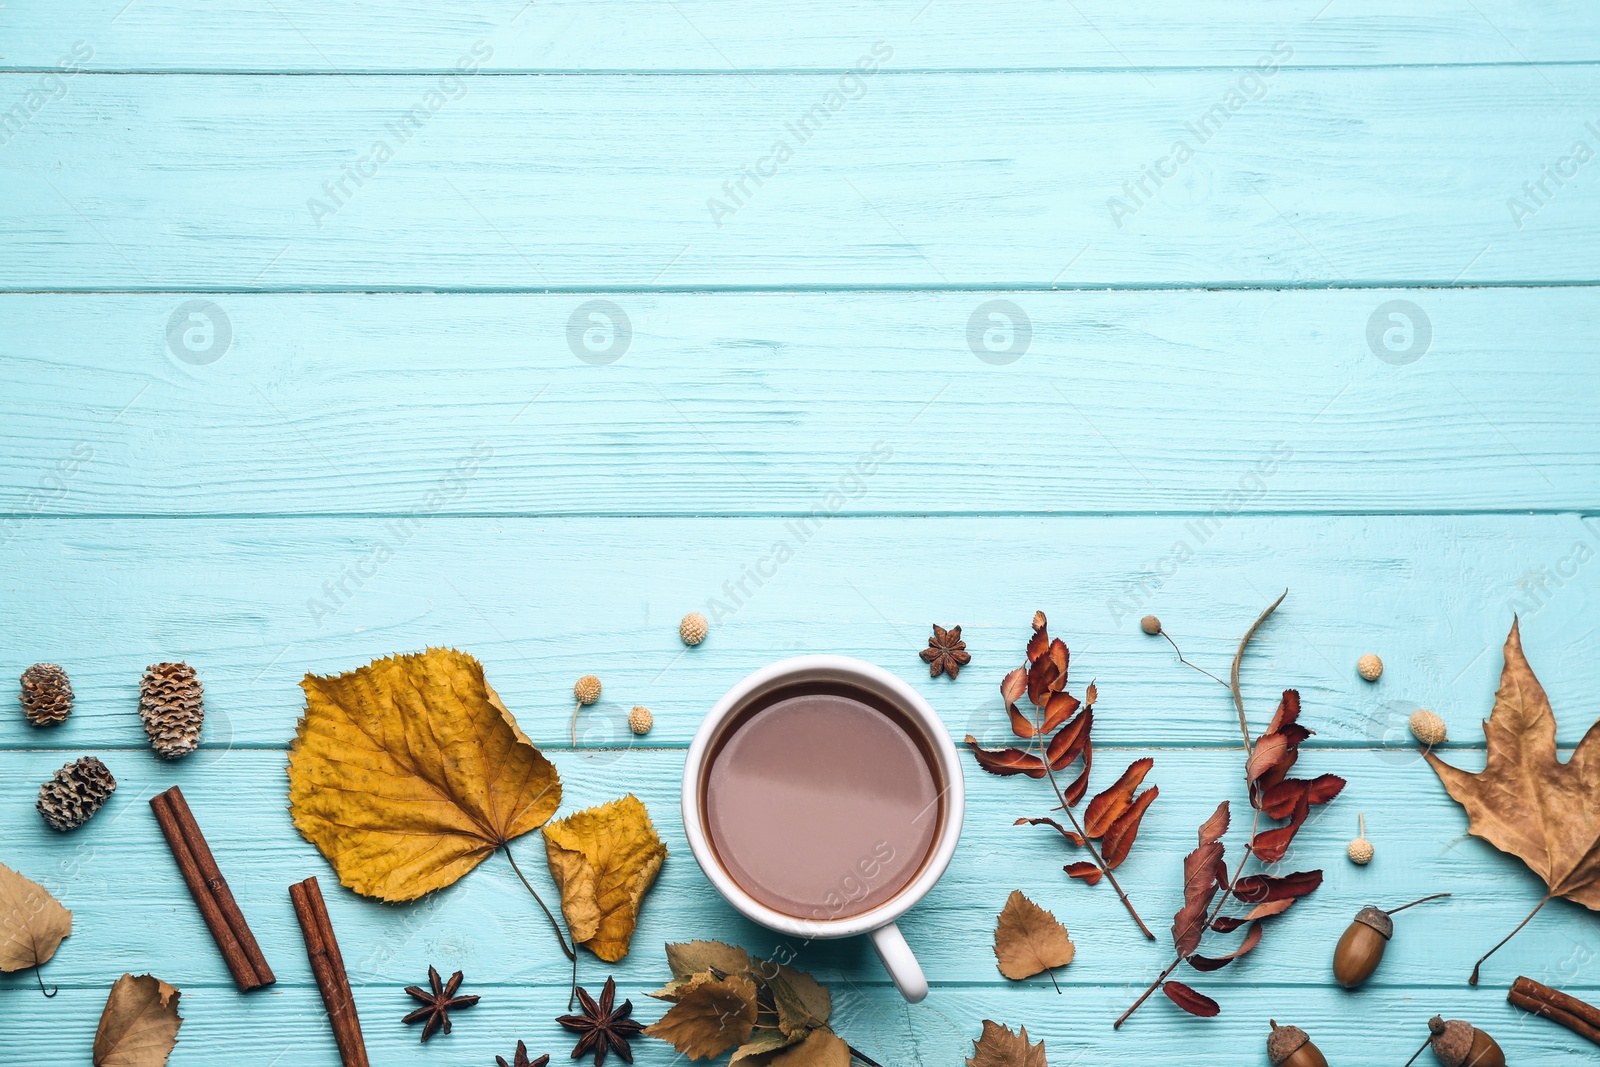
<box><xmin>556</xmin><ymin>976</ymin><xmax>645</xmax><ymax>1065</ymax></box>
<box><xmin>921</xmin><ymin>624</ymin><xmax>971</xmax><ymax>679</ymax></box>
<box><xmin>499</xmin><ymin>1040</ymin><xmax>551</xmax><ymax>1067</ymax></box>
<box><xmin>402</xmin><ymin>965</ymin><xmax>479</xmax><ymax>1042</ymax></box>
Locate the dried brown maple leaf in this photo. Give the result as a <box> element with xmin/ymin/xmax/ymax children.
<box><xmin>93</xmin><ymin>973</ymin><xmax>182</xmax><ymax>1067</ymax></box>
<box><xmin>1426</xmin><ymin>619</ymin><xmax>1600</xmax><ymax>984</ymax></box>
<box><xmin>966</xmin><ymin>1021</ymin><xmax>1048</xmax><ymax>1067</ymax></box>
<box><xmin>970</xmin><ymin>611</ymin><xmax>1157</xmax><ymax>938</ymax></box>
<box><xmin>0</xmin><ymin>861</ymin><xmax>71</xmax><ymax>995</ymax></box>
<box><xmin>992</xmin><ymin>890</ymin><xmax>1075</xmax><ymax>985</ymax></box>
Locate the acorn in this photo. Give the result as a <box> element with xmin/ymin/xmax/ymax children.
<box><xmin>1403</xmin><ymin>1016</ymin><xmax>1505</xmax><ymax>1067</ymax></box>
<box><xmin>1333</xmin><ymin>893</ymin><xmax>1451</xmax><ymax>989</ymax></box>
<box><xmin>1267</xmin><ymin>1020</ymin><xmax>1328</xmax><ymax>1067</ymax></box>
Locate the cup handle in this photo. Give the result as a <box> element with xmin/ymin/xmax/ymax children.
<box><xmin>868</xmin><ymin>922</ymin><xmax>928</xmax><ymax>1003</ymax></box>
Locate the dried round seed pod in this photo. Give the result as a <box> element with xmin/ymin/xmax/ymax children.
<box><xmin>628</xmin><ymin>705</ymin><xmax>653</xmax><ymax>735</ymax></box>
<box><xmin>1424</xmin><ymin>1016</ymin><xmax>1505</xmax><ymax>1067</ymax></box>
<box><xmin>19</xmin><ymin>662</ymin><xmax>73</xmax><ymax>726</ymax></box>
<box><xmin>1140</xmin><ymin>615</ymin><xmax>1161</xmax><ymax>635</ymax></box>
<box><xmin>573</xmin><ymin>675</ymin><xmax>602</xmax><ymax>705</ymax></box>
<box><xmin>1347</xmin><ymin>812</ymin><xmax>1374</xmax><ymax>865</ymax></box>
<box><xmin>140</xmin><ymin>661</ymin><xmax>204</xmax><ymax>759</ymax></box>
<box><xmin>679</xmin><ymin>612</ymin><xmax>708</xmax><ymax>646</ymax></box>
<box><xmin>1410</xmin><ymin>708</ymin><xmax>1448</xmax><ymax>746</ymax></box>
<box><xmin>1267</xmin><ymin>1021</ymin><xmax>1328</xmax><ymax>1067</ymax></box>
<box><xmin>1358</xmin><ymin>653</ymin><xmax>1384</xmax><ymax>681</ymax></box>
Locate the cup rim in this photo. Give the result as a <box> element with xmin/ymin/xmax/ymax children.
<box><xmin>681</xmin><ymin>654</ymin><xmax>965</xmax><ymax>939</ymax></box>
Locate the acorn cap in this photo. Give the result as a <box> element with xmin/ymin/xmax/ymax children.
<box><xmin>1428</xmin><ymin>1016</ymin><xmax>1473</xmax><ymax>1067</ymax></box>
<box><xmin>1353</xmin><ymin>905</ymin><xmax>1394</xmax><ymax>939</ymax></box>
<box><xmin>1267</xmin><ymin>1021</ymin><xmax>1310</xmax><ymax>1065</ymax></box>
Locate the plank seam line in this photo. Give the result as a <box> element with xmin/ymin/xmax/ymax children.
<box><xmin>2</xmin><ymin>510</ymin><xmax>1593</xmax><ymax>520</ymax></box>
<box><xmin>5</xmin><ymin>61</ymin><xmax>1600</xmax><ymax>75</ymax></box>
<box><xmin>6</xmin><ymin>282</ymin><xmax>1600</xmax><ymax>295</ymax></box>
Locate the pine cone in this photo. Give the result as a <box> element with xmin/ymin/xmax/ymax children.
<box><xmin>19</xmin><ymin>662</ymin><xmax>73</xmax><ymax>726</ymax></box>
<box><xmin>139</xmin><ymin>661</ymin><xmax>205</xmax><ymax>759</ymax></box>
<box><xmin>37</xmin><ymin>756</ymin><xmax>117</xmax><ymax>831</ymax></box>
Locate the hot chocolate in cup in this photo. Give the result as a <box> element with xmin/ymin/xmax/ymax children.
<box><xmin>682</xmin><ymin>656</ymin><xmax>966</xmax><ymax>1002</ymax></box>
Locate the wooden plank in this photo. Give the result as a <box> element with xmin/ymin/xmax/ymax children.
<box><xmin>2</xmin><ymin>69</ymin><xmax>1597</xmax><ymax>288</ymax></box>
<box><xmin>7</xmin><ymin>1</ymin><xmax>1600</xmax><ymax>72</ymax></box>
<box><xmin>1</xmin><ymin>516</ymin><xmax>1595</xmax><ymax>751</ymax></box>
<box><xmin>4</xmin><ymin>981</ymin><xmax>1593</xmax><ymax>1067</ymax></box>
<box><xmin>2</xmin><ymin>749</ymin><xmax>1594</xmax><ymax>993</ymax></box>
<box><xmin>3</xmin><ymin>290</ymin><xmax>1598</xmax><ymax>515</ymax></box>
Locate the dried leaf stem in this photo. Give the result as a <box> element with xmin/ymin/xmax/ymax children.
<box><xmin>502</xmin><ymin>843</ymin><xmax>580</xmax><ymax>1007</ymax></box>
<box><xmin>1033</xmin><ymin>704</ymin><xmax>1155</xmax><ymax>940</ymax></box>
<box><xmin>1114</xmin><ymin>807</ymin><xmax>1261</xmax><ymax>1029</ymax></box>
<box><xmin>1470</xmin><ymin>893</ymin><xmax>1552</xmax><ymax>986</ymax></box>
<box><xmin>1228</xmin><ymin>590</ymin><xmax>1286</xmax><ymax>753</ymax></box>
<box><xmin>1156</xmin><ymin>630</ymin><xmax>1231</xmax><ymax>691</ymax></box>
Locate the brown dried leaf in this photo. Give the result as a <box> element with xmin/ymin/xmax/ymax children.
<box><xmin>1187</xmin><ymin>920</ymin><xmax>1263</xmax><ymax>971</ymax></box>
<box><xmin>289</xmin><ymin>648</ymin><xmax>562</xmax><ymax>901</ymax></box>
<box><xmin>1427</xmin><ymin>620</ymin><xmax>1600</xmax><ymax>910</ymax></box>
<box><xmin>643</xmin><ymin>974</ymin><xmax>759</xmax><ymax>1060</ymax></box>
<box><xmin>1100</xmin><ymin>786</ymin><xmax>1159</xmax><ymax>870</ymax></box>
<box><xmin>967</xmin><ymin>1020</ymin><xmax>1048</xmax><ymax>1067</ymax></box>
<box><xmin>766</xmin><ymin>962</ymin><xmax>832</xmax><ymax>1035</ymax></box>
<box><xmin>1083</xmin><ymin>758</ymin><xmax>1154</xmax><ymax>837</ymax></box>
<box><xmin>93</xmin><ymin>973</ymin><xmax>182</xmax><ymax>1067</ymax></box>
<box><xmin>543</xmin><ymin>794</ymin><xmax>666</xmax><ymax>962</ymax></box>
<box><xmin>1161</xmin><ymin>980</ymin><xmax>1219</xmax><ymax>1018</ymax></box>
<box><xmin>993</xmin><ymin>890</ymin><xmax>1076</xmax><ymax>980</ymax></box>
<box><xmin>665</xmin><ymin>940</ymin><xmax>752</xmax><ymax>980</ymax></box>
<box><xmin>749</xmin><ymin>1030</ymin><xmax>851</xmax><ymax>1067</ymax></box>
<box><xmin>0</xmin><ymin>862</ymin><xmax>71</xmax><ymax>976</ymax></box>
<box><xmin>966</xmin><ymin>736</ymin><xmax>1047</xmax><ymax>778</ymax></box>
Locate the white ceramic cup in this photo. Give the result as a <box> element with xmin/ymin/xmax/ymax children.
<box><xmin>681</xmin><ymin>655</ymin><xmax>965</xmax><ymax>1003</ymax></box>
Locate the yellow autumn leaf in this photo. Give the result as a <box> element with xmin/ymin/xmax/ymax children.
<box><xmin>288</xmin><ymin>648</ymin><xmax>561</xmax><ymax>901</ymax></box>
<box><xmin>543</xmin><ymin>794</ymin><xmax>666</xmax><ymax>961</ymax></box>
<box><xmin>0</xmin><ymin>861</ymin><xmax>72</xmax><ymax>978</ymax></box>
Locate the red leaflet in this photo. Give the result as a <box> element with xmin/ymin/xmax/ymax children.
<box><xmin>965</xmin><ymin>736</ymin><xmax>1046</xmax><ymax>778</ymax></box>
<box><xmin>1161</xmin><ymin>981</ymin><xmax>1220</xmax><ymax>1018</ymax></box>
<box><xmin>1172</xmin><ymin>826</ymin><xmax>1227</xmax><ymax>958</ymax></box>
<box><xmin>1188</xmin><ymin>922</ymin><xmax>1263</xmax><ymax>971</ymax></box>
<box><xmin>1100</xmin><ymin>787</ymin><xmax>1159</xmax><ymax>869</ymax></box>
<box><xmin>976</xmin><ymin>611</ymin><xmax>1158</xmax><ymax>939</ymax></box>
<box><xmin>1232</xmin><ymin>870</ymin><xmax>1323</xmax><ymax>905</ymax></box>
<box><xmin>1084</xmin><ymin>758</ymin><xmax>1154</xmax><ymax>837</ymax></box>
<box><xmin>1197</xmin><ymin>801</ymin><xmax>1230</xmax><ymax>845</ymax></box>
<box><xmin>1210</xmin><ymin>898</ymin><xmax>1295</xmax><ymax>932</ymax></box>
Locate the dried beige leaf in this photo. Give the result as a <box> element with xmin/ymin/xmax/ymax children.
<box><xmin>751</xmin><ymin>1030</ymin><xmax>851</xmax><ymax>1067</ymax></box>
<box><xmin>993</xmin><ymin>890</ymin><xmax>1075</xmax><ymax>980</ymax></box>
<box><xmin>665</xmin><ymin>940</ymin><xmax>752</xmax><ymax>979</ymax></box>
<box><xmin>768</xmin><ymin>962</ymin><xmax>831</xmax><ymax>1035</ymax></box>
<box><xmin>0</xmin><ymin>862</ymin><xmax>71</xmax><ymax>977</ymax></box>
<box><xmin>967</xmin><ymin>1021</ymin><xmax>1048</xmax><ymax>1067</ymax></box>
<box><xmin>643</xmin><ymin>973</ymin><xmax>758</xmax><ymax>1059</ymax></box>
<box><xmin>289</xmin><ymin>648</ymin><xmax>562</xmax><ymax>901</ymax></box>
<box><xmin>543</xmin><ymin>794</ymin><xmax>666</xmax><ymax>961</ymax></box>
<box><xmin>93</xmin><ymin>973</ymin><xmax>182</xmax><ymax>1067</ymax></box>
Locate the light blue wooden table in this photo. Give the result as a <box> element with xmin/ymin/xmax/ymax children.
<box><xmin>4</xmin><ymin>3</ymin><xmax>1599</xmax><ymax>1063</ymax></box>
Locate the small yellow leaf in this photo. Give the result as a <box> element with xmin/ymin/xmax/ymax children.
<box><xmin>543</xmin><ymin>794</ymin><xmax>666</xmax><ymax>961</ymax></box>
<box><xmin>93</xmin><ymin>974</ymin><xmax>183</xmax><ymax>1067</ymax></box>
<box><xmin>993</xmin><ymin>890</ymin><xmax>1075</xmax><ymax>980</ymax></box>
<box><xmin>967</xmin><ymin>1021</ymin><xmax>1048</xmax><ymax>1067</ymax></box>
<box><xmin>643</xmin><ymin>973</ymin><xmax>758</xmax><ymax>1059</ymax></box>
<box><xmin>0</xmin><ymin>862</ymin><xmax>71</xmax><ymax>975</ymax></box>
<box><xmin>288</xmin><ymin>648</ymin><xmax>561</xmax><ymax>901</ymax></box>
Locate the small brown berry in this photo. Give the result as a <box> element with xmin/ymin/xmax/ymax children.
<box><xmin>1357</xmin><ymin>653</ymin><xmax>1383</xmax><ymax>681</ymax></box>
<box><xmin>628</xmin><ymin>705</ymin><xmax>653</xmax><ymax>735</ymax></box>
<box><xmin>679</xmin><ymin>612</ymin><xmax>708</xmax><ymax>646</ymax></box>
<box><xmin>1410</xmin><ymin>708</ymin><xmax>1447</xmax><ymax>746</ymax></box>
<box><xmin>1140</xmin><ymin>615</ymin><xmax>1161</xmax><ymax>635</ymax></box>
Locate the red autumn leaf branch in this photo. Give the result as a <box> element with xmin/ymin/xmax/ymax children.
<box><xmin>1115</xmin><ymin>594</ymin><xmax>1346</xmax><ymax>1029</ymax></box>
<box><xmin>967</xmin><ymin>611</ymin><xmax>1159</xmax><ymax>940</ymax></box>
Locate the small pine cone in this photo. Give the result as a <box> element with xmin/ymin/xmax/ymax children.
<box><xmin>679</xmin><ymin>612</ymin><xmax>708</xmax><ymax>646</ymax></box>
<box><xmin>19</xmin><ymin>663</ymin><xmax>74</xmax><ymax>726</ymax></box>
<box><xmin>139</xmin><ymin>661</ymin><xmax>205</xmax><ymax>760</ymax></box>
<box><xmin>37</xmin><ymin>756</ymin><xmax>117</xmax><ymax>831</ymax></box>
<box><xmin>628</xmin><ymin>705</ymin><xmax>653</xmax><ymax>735</ymax></box>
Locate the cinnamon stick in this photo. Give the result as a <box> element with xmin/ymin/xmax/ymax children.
<box><xmin>150</xmin><ymin>786</ymin><xmax>275</xmax><ymax>991</ymax></box>
<box><xmin>1509</xmin><ymin>975</ymin><xmax>1600</xmax><ymax>1047</ymax></box>
<box><xmin>290</xmin><ymin>876</ymin><xmax>370</xmax><ymax>1067</ymax></box>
